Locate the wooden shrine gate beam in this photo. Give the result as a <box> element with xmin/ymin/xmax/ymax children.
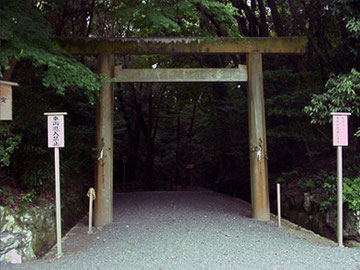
<box><xmin>54</xmin><ymin>37</ymin><xmax>307</xmax><ymax>226</ymax></box>
<box><xmin>114</xmin><ymin>66</ymin><xmax>248</xmax><ymax>82</ymax></box>
<box><xmin>54</xmin><ymin>37</ymin><xmax>307</xmax><ymax>55</ymax></box>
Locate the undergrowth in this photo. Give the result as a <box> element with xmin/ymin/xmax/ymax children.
<box><xmin>277</xmin><ymin>164</ymin><xmax>360</xmax><ymax>213</ymax></box>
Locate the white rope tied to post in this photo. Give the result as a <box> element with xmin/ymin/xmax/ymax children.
<box><xmin>87</xmin><ymin>188</ymin><xmax>96</xmax><ymax>234</ymax></box>
<box><xmin>98</xmin><ymin>148</ymin><xmax>104</xmax><ymax>160</ymax></box>
<box><xmin>256</xmin><ymin>147</ymin><xmax>262</xmax><ymax>161</ymax></box>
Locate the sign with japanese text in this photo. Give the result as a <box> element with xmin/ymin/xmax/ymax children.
<box><xmin>44</xmin><ymin>112</ymin><xmax>67</xmax><ymax>257</ymax></box>
<box><xmin>0</xmin><ymin>80</ymin><xmax>18</xmax><ymax>120</ymax></box>
<box><xmin>331</xmin><ymin>112</ymin><xmax>351</xmax><ymax>146</ymax></box>
<box><xmin>45</xmin><ymin>113</ymin><xmax>67</xmax><ymax>148</ymax></box>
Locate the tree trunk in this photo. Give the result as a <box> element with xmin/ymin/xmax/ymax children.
<box><xmin>188</xmin><ymin>101</ymin><xmax>197</xmax><ymax>139</ymax></box>
<box><xmin>268</xmin><ymin>0</ymin><xmax>285</xmax><ymax>36</ymax></box>
<box><xmin>118</xmin><ymin>83</ymin><xmax>143</xmax><ymax>186</ymax></box>
<box><xmin>268</xmin><ymin>0</ymin><xmax>305</xmax><ymax>73</ymax></box>
<box><xmin>145</xmin><ymin>84</ymin><xmax>154</xmax><ymax>190</ymax></box>
<box><xmin>79</xmin><ymin>0</ymin><xmax>88</xmax><ymax>36</ymax></box>
<box><xmin>288</xmin><ymin>0</ymin><xmax>329</xmax><ymax>68</ymax></box>
<box><xmin>234</xmin><ymin>0</ymin><xmax>260</xmax><ymax>36</ymax></box>
<box><xmin>257</xmin><ymin>0</ymin><xmax>269</xmax><ymax>36</ymax></box>
<box><xmin>86</xmin><ymin>0</ymin><xmax>96</xmax><ymax>37</ymax></box>
<box><xmin>175</xmin><ymin>99</ymin><xmax>181</xmax><ymax>190</ymax></box>
<box><xmin>2</xmin><ymin>57</ymin><xmax>17</xmax><ymax>81</ymax></box>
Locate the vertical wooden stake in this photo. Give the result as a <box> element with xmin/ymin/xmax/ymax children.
<box><xmin>87</xmin><ymin>188</ymin><xmax>96</xmax><ymax>234</ymax></box>
<box><xmin>54</xmin><ymin>147</ymin><xmax>62</xmax><ymax>258</ymax></box>
<box><xmin>247</xmin><ymin>52</ymin><xmax>270</xmax><ymax>221</ymax></box>
<box><xmin>277</xmin><ymin>183</ymin><xmax>281</xmax><ymax>228</ymax></box>
<box><xmin>89</xmin><ymin>193</ymin><xmax>93</xmax><ymax>233</ymax></box>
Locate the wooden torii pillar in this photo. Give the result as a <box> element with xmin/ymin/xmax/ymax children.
<box><xmin>95</xmin><ymin>54</ymin><xmax>114</xmax><ymax>226</ymax></box>
<box><xmin>55</xmin><ymin>37</ymin><xmax>307</xmax><ymax>225</ymax></box>
<box><xmin>247</xmin><ymin>52</ymin><xmax>269</xmax><ymax>220</ymax></box>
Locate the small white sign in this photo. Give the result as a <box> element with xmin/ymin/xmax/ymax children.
<box><xmin>331</xmin><ymin>112</ymin><xmax>351</xmax><ymax>146</ymax></box>
<box><xmin>0</xmin><ymin>80</ymin><xmax>18</xmax><ymax>121</ymax></box>
<box><xmin>45</xmin><ymin>113</ymin><xmax>67</xmax><ymax>148</ymax></box>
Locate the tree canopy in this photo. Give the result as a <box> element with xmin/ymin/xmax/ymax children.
<box><xmin>0</xmin><ymin>0</ymin><xmax>101</xmax><ymax>98</ymax></box>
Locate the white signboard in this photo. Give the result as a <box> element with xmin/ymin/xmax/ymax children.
<box><xmin>44</xmin><ymin>112</ymin><xmax>67</xmax><ymax>258</ymax></box>
<box><xmin>0</xmin><ymin>81</ymin><xmax>18</xmax><ymax>120</ymax></box>
<box><xmin>45</xmin><ymin>113</ymin><xmax>67</xmax><ymax>148</ymax></box>
<box><xmin>331</xmin><ymin>112</ymin><xmax>351</xmax><ymax>146</ymax></box>
<box><xmin>330</xmin><ymin>111</ymin><xmax>351</xmax><ymax>247</ymax></box>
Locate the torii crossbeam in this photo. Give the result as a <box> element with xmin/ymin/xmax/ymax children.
<box><xmin>55</xmin><ymin>37</ymin><xmax>307</xmax><ymax>226</ymax></box>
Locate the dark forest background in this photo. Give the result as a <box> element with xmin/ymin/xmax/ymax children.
<box><xmin>1</xmin><ymin>0</ymin><xmax>360</xmax><ymax>212</ymax></box>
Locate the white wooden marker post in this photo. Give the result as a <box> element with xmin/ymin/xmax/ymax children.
<box><xmin>44</xmin><ymin>112</ymin><xmax>67</xmax><ymax>258</ymax></box>
<box><xmin>331</xmin><ymin>112</ymin><xmax>351</xmax><ymax>247</ymax></box>
<box><xmin>277</xmin><ymin>183</ymin><xmax>281</xmax><ymax>228</ymax></box>
<box><xmin>87</xmin><ymin>188</ymin><xmax>96</xmax><ymax>234</ymax></box>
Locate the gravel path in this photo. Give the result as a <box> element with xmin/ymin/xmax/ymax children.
<box><xmin>2</xmin><ymin>191</ymin><xmax>360</xmax><ymax>270</ymax></box>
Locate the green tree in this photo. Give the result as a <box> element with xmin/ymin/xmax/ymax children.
<box><xmin>0</xmin><ymin>0</ymin><xmax>102</xmax><ymax>192</ymax></box>
<box><xmin>0</xmin><ymin>0</ymin><xmax>101</xmax><ymax>99</ymax></box>
<box><xmin>304</xmin><ymin>0</ymin><xmax>360</xmax><ymax>137</ymax></box>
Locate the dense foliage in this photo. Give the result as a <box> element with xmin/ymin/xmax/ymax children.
<box><xmin>0</xmin><ymin>0</ymin><xmax>102</xmax><ymax>97</ymax></box>
<box><xmin>278</xmin><ymin>165</ymin><xmax>360</xmax><ymax>213</ymax></box>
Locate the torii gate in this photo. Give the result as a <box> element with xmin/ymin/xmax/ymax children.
<box><xmin>55</xmin><ymin>37</ymin><xmax>307</xmax><ymax>226</ymax></box>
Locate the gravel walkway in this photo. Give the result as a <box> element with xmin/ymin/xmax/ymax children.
<box><xmin>1</xmin><ymin>191</ymin><xmax>360</xmax><ymax>270</ymax></box>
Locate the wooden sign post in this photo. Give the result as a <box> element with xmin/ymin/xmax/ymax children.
<box><xmin>1</xmin><ymin>81</ymin><xmax>18</xmax><ymax>195</ymax></box>
<box><xmin>331</xmin><ymin>112</ymin><xmax>351</xmax><ymax>247</ymax></box>
<box><xmin>44</xmin><ymin>112</ymin><xmax>67</xmax><ymax>258</ymax></box>
<box><xmin>0</xmin><ymin>80</ymin><xmax>18</xmax><ymax>120</ymax></box>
